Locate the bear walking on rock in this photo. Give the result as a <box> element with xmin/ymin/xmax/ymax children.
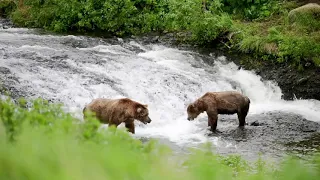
<box><xmin>83</xmin><ymin>98</ymin><xmax>152</xmax><ymax>134</ymax></box>
<box><xmin>187</xmin><ymin>91</ymin><xmax>250</xmax><ymax>131</ymax></box>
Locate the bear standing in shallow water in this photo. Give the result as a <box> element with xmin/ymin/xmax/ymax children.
<box><xmin>83</xmin><ymin>98</ymin><xmax>152</xmax><ymax>134</ymax></box>
<box><xmin>187</xmin><ymin>91</ymin><xmax>250</xmax><ymax>131</ymax></box>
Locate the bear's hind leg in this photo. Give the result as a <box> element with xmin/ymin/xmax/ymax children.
<box><xmin>125</xmin><ymin>122</ymin><xmax>135</xmax><ymax>134</ymax></box>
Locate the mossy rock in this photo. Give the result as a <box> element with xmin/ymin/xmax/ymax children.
<box><xmin>288</xmin><ymin>3</ymin><xmax>320</xmax><ymax>31</ymax></box>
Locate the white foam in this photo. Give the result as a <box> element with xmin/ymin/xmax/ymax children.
<box><xmin>20</xmin><ymin>45</ymin><xmax>62</xmax><ymax>51</ymax></box>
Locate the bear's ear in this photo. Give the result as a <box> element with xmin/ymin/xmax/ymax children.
<box><xmin>143</xmin><ymin>104</ymin><xmax>148</xmax><ymax>108</ymax></box>
<box><xmin>137</xmin><ymin>107</ymin><xmax>142</xmax><ymax>113</ymax></box>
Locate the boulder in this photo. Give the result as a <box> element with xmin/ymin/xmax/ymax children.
<box><xmin>288</xmin><ymin>3</ymin><xmax>320</xmax><ymax>24</ymax></box>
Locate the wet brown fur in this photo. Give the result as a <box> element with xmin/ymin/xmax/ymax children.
<box><xmin>187</xmin><ymin>91</ymin><xmax>250</xmax><ymax>131</ymax></box>
<box><xmin>83</xmin><ymin>98</ymin><xmax>151</xmax><ymax>134</ymax></box>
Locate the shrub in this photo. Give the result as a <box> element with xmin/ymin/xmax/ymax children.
<box><xmin>220</xmin><ymin>0</ymin><xmax>282</xmax><ymax>20</ymax></box>
<box><xmin>10</xmin><ymin>0</ymin><xmax>171</xmax><ymax>35</ymax></box>
<box><xmin>0</xmin><ymin>0</ymin><xmax>16</xmax><ymax>17</ymax></box>
<box><xmin>166</xmin><ymin>0</ymin><xmax>233</xmax><ymax>44</ymax></box>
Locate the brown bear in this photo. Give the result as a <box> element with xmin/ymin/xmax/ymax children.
<box><xmin>83</xmin><ymin>98</ymin><xmax>152</xmax><ymax>134</ymax></box>
<box><xmin>187</xmin><ymin>91</ymin><xmax>250</xmax><ymax>131</ymax></box>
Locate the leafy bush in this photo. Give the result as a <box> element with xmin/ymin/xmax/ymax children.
<box><xmin>276</xmin><ymin>34</ymin><xmax>320</xmax><ymax>66</ymax></box>
<box><xmin>189</xmin><ymin>12</ymin><xmax>233</xmax><ymax>44</ymax></box>
<box><xmin>290</xmin><ymin>13</ymin><xmax>320</xmax><ymax>32</ymax></box>
<box><xmin>220</xmin><ymin>0</ymin><xmax>282</xmax><ymax>20</ymax></box>
<box><xmin>11</xmin><ymin>0</ymin><xmax>233</xmax><ymax>41</ymax></box>
<box><xmin>166</xmin><ymin>0</ymin><xmax>233</xmax><ymax>44</ymax></box>
<box><xmin>0</xmin><ymin>0</ymin><xmax>16</xmax><ymax>17</ymax></box>
<box><xmin>11</xmin><ymin>0</ymin><xmax>170</xmax><ymax>35</ymax></box>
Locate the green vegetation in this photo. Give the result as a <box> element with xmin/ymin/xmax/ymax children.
<box><xmin>1</xmin><ymin>96</ymin><xmax>320</xmax><ymax>179</ymax></box>
<box><xmin>0</xmin><ymin>0</ymin><xmax>16</xmax><ymax>17</ymax></box>
<box><xmin>1</xmin><ymin>0</ymin><xmax>320</xmax><ymax>68</ymax></box>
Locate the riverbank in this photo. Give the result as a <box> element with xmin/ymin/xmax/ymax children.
<box><xmin>1</xmin><ymin>1</ymin><xmax>320</xmax><ymax>68</ymax></box>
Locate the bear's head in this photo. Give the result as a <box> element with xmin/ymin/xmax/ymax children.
<box><xmin>135</xmin><ymin>104</ymin><xmax>152</xmax><ymax>124</ymax></box>
<box><xmin>187</xmin><ymin>100</ymin><xmax>205</xmax><ymax>121</ymax></box>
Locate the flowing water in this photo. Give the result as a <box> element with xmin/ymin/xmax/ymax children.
<box><xmin>1</xmin><ymin>22</ymin><xmax>320</xmax><ymax>161</ymax></box>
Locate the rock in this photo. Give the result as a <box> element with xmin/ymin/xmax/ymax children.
<box><xmin>304</xmin><ymin>62</ymin><xmax>312</xmax><ymax>67</ymax></box>
<box><xmin>0</xmin><ymin>66</ymin><xmax>11</xmax><ymax>74</ymax></box>
<box><xmin>151</xmin><ymin>36</ymin><xmax>159</xmax><ymax>43</ymax></box>
<box><xmin>250</xmin><ymin>121</ymin><xmax>260</xmax><ymax>126</ymax></box>
<box><xmin>297</xmin><ymin>77</ymin><xmax>309</xmax><ymax>85</ymax></box>
<box><xmin>288</xmin><ymin>3</ymin><xmax>320</xmax><ymax>26</ymax></box>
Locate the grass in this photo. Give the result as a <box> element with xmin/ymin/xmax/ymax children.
<box><xmin>232</xmin><ymin>11</ymin><xmax>320</xmax><ymax>68</ymax></box>
<box><xmin>1</xmin><ymin>96</ymin><xmax>320</xmax><ymax>179</ymax></box>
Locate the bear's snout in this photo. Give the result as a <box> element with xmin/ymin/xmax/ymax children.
<box><xmin>187</xmin><ymin>117</ymin><xmax>194</xmax><ymax>121</ymax></box>
<box><xmin>142</xmin><ymin>116</ymin><xmax>152</xmax><ymax>124</ymax></box>
<box><xmin>146</xmin><ymin>117</ymin><xmax>152</xmax><ymax>123</ymax></box>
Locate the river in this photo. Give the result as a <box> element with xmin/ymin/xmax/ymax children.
<box><xmin>1</xmin><ymin>21</ymin><xmax>320</xmax><ymax>161</ymax></box>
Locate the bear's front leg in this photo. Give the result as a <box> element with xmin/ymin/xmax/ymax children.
<box><xmin>125</xmin><ymin>122</ymin><xmax>135</xmax><ymax>134</ymax></box>
<box><xmin>207</xmin><ymin>111</ymin><xmax>218</xmax><ymax>131</ymax></box>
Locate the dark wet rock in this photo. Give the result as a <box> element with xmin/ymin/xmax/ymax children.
<box><xmin>140</xmin><ymin>112</ymin><xmax>320</xmax><ymax>161</ymax></box>
<box><xmin>286</xmin><ymin>133</ymin><xmax>320</xmax><ymax>155</ymax></box>
<box><xmin>0</xmin><ymin>66</ymin><xmax>11</xmax><ymax>74</ymax></box>
<box><xmin>256</xmin><ymin>63</ymin><xmax>320</xmax><ymax>100</ymax></box>
<box><xmin>151</xmin><ymin>36</ymin><xmax>159</xmax><ymax>43</ymax></box>
<box><xmin>0</xmin><ymin>18</ymin><xmax>14</xmax><ymax>28</ymax></box>
<box><xmin>194</xmin><ymin>112</ymin><xmax>320</xmax><ymax>160</ymax></box>
<box><xmin>297</xmin><ymin>77</ymin><xmax>309</xmax><ymax>85</ymax></box>
<box><xmin>60</xmin><ymin>37</ymin><xmax>108</xmax><ymax>49</ymax></box>
<box><xmin>250</xmin><ymin>120</ymin><xmax>265</xmax><ymax>126</ymax></box>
